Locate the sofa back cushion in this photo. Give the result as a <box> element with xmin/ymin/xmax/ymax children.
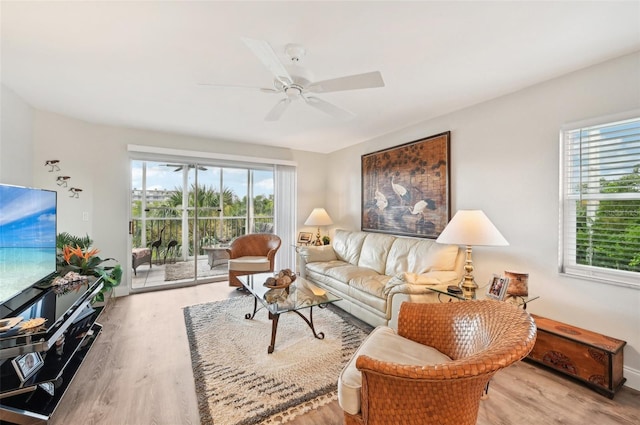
<box><xmin>358</xmin><ymin>233</ymin><xmax>396</xmax><ymax>274</ymax></box>
<box><xmin>425</xmin><ymin>243</ymin><xmax>460</xmax><ymax>271</ymax></box>
<box><xmin>386</xmin><ymin>237</ymin><xmax>461</xmax><ymax>275</ymax></box>
<box><xmin>385</xmin><ymin>237</ymin><xmax>432</xmax><ymax>275</ymax></box>
<box><xmin>333</xmin><ymin>229</ymin><xmax>368</xmax><ymax>265</ymax></box>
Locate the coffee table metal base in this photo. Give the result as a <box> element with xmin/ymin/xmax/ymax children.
<box><xmin>244</xmin><ymin>297</ymin><xmax>326</xmax><ymax>353</ymax></box>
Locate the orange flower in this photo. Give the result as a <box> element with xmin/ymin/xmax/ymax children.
<box><xmin>63</xmin><ymin>245</ymin><xmax>73</xmax><ymax>264</ymax></box>
<box><xmin>83</xmin><ymin>248</ymin><xmax>100</xmax><ymax>259</ymax></box>
<box><xmin>69</xmin><ymin>245</ymin><xmax>84</xmax><ymax>261</ymax></box>
<box><xmin>63</xmin><ymin>245</ymin><xmax>99</xmax><ymax>265</ymax></box>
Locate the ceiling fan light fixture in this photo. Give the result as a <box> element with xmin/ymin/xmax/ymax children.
<box><xmin>285</xmin><ymin>43</ymin><xmax>306</xmax><ymax>63</ymax></box>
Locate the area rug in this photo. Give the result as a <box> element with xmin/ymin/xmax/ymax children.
<box><xmin>183</xmin><ymin>296</ymin><xmax>369</xmax><ymax>425</ymax></box>
<box><xmin>165</xmin><ymin>259</ymin><xmax>227</xmax><ymax>281</ymax></box>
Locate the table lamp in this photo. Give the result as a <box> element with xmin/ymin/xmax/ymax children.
<box><xmin>436</xmin><ymin>210</ymin><xmax>508</xmax><ymax>299</ymax></box>
<box><xmin>304</xmin><ymin>208</ymin><xmax>333</xmax><ymax>246</ymax></box>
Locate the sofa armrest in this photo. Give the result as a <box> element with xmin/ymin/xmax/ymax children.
<box><xmin>383</xmin><ymin>272</ymin><xmax>449</xmax><ymax>295</ymax></box>
<box><xmin>298</xmin><ymin>245</ymin><xmax>338</xmax><ymax>263</ymax></box>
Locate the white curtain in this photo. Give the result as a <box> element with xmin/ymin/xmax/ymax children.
<box><xmin>274</xmin><ymin>165</ymin><xmax>297</xmax><ymax>271</ymax></box>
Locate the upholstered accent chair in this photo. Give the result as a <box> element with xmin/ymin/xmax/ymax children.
<box><xmin>226</xmin><ymin>233</ymin><xmax>281</xmax><ymax>287</ymax></box>
<box><xmin>131</xmin><ymin>247</ymin><xmax>152</xmax><ymax>276</ymax></box>
<box><xmin>339</xmin><ymin>300</ymin><xmax>537</xmax><ymax>425</ymax></box>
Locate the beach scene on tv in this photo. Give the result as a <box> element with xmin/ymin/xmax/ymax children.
<box><xmin>0</xmin><ymin>185</ymin><xmax>57</xmax><ymax>304</ymax></box>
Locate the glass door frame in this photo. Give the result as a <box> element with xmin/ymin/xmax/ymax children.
<box><xmin>129</xmin><ymin>158</ymin><xmax>275</xmax><ymax>293</ymax></box>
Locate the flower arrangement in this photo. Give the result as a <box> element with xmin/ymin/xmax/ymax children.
<box><xmin>62</xmin><ymin>245</ymin><xmax>101</xmax><ymax>275</ymax></box>
<box><xmin>57</xmin><ymin>232</ymin><xmax>122</xmax><ymax>303</ymax></box>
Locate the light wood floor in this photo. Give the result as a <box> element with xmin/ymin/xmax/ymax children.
<box><xmin>50</xmin><ymin>282</ymin><xmax>640</xmax><ymax>425</ymax></box>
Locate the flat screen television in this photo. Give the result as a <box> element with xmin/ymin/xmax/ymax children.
<box><xmin>0</xmin><ymin>184</ymin><xmax>57</xmax><ymax>306</ymax></box>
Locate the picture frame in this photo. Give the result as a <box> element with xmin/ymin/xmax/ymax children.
<box><xmin>11</xmin><ymin>352</ymin><xmax>44</xmax><ymax>382</ymax></box>
<box><xmin>486</xmin><ymin>275</ymin><xmax>510</xmax><ymax>300</ymax></box>
<box><xmin>361</xmin><ymin>131</ymin><xmax>451</xmax><ymax>239</ymax></box>
<box><xmin>297</xmin><ymin>232</ymin><xmax>313</xmax><ymax>245</ymax></box>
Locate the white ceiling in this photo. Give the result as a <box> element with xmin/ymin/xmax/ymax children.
<box><xmin>2</xmin><ymin>1</ymin><xmax>639</xmax><ymax>154</ymax></box>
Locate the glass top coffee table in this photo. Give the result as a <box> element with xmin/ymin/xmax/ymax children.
<box><xmin>237</xmin><ymin>272</ymin><xmax>341</xmax><ymax>353</ymax></box>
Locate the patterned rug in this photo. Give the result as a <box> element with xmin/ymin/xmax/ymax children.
<box><xmin>183</xmin><ymin>296</ymin><xmax>369</xmax><ymax>425</ymax></box>
<box><xmin>165</xmin><ymin>259</ymin><xmax>227</xmax><ymax>281</ymax></box>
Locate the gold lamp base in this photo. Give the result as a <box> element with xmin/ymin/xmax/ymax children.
<box><xmin>314</xmin><ymin>227</ymin><xmax>323</xmax><ymax>246</ymax></box>
<box><xmin>461</xmin><ymin>245</ymin><xmax>477</xmax><ymax>299</ymax></box>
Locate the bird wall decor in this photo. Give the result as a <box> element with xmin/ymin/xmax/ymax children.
<box><xmin>56</xmin><ymin>176</ymin><xmax>71</xmax><ymax>187</ymax></box>
<box><xmin>68</xmin><ymin>187</ymin><xmax>82</xmax><ymax>198</ymax></box>
<box><xmin>361</xmin><ymin>132</ymin><xmax>450</xmax><ymax>238</ymax></box>
<box><xmin>45</xmin><ymin>160</ymin><xmax>60</xmax><ymax>172</ymax></box>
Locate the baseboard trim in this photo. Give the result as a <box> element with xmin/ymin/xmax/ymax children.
<box><xmin>623</xmin><ymin>365</ymin><xmax>640</xmax><ymax>391</ymax></box>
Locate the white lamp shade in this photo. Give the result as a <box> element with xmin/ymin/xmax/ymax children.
<box><xmin>304</xmin><ymin>208</ymin><xmax>333</xmax><ymax>226</ymax></box>
<box><xmin>436</xmin><ymin>210</ymin><xmax>508</xmax><ymax>246</ymax></box>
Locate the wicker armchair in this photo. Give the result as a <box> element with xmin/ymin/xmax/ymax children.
<box><xmin>341</xmin><ymin>300</ymin><xmax>537</xmax><ymax>425</ymax></box>
<box><xmin>226</xmin><ymin>233</ymin><xmax>281</xmax><ymax>287</ymax></box>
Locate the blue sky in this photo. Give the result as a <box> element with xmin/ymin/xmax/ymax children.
<box><xmin>0</xmin><ymin>185</ymin><xmax>56</xmax><ymax>248</ymax></box>
<box><xmin>131</xmin><ymin>161</ymin><xmax>274</xmax><ymax>198</ymax></box>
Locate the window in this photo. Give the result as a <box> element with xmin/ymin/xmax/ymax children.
<box><xmin>560</xmin><ymin>114</ymin><xmax>640</xmax><ymax>288</ymax></box>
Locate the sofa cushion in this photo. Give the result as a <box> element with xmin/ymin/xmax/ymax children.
<box><xmin>338</xmin><ymin>326</ymin><xmax>452</xmax><ymax>416</ymax></box>
<box><xmin>425</xmin><ymin>243</ymin><xmax>460</xmax><ymax>271</ymax></box>
<box><xmin>305</xmin><ymin>260</ymin><xmax>347</xmax><ymax>275</ymax></box>
<box><xmin>385</xmin><ymin>237</ymin><xmax>434</xmax><ymax>275</ymax></box>
<box><xmin>228</xmin><ymin>256</ymin><xmax>270</xmax><ymax>272</ymax></box>
<box><xmin>325</xmin><ymin>264</ymin><xmax>380</xmax><ymax>283</ymax></box>
<box><xmin>358</xmin><ymin>233</ymin><xmax>396</xmax><ymax>274</ymax></box>
<box><xmin>349</xmin><ymin>274</ymin><xmax>391</xmax><ymax>299</ymax></box>
<box><xmin>333</xmin><ymin>229</ymin><xmax>367</xmax><ymax>265</ymax></box>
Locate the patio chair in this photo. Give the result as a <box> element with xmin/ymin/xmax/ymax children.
<box><xmin>132</xmin><ymin>247</ymin><xmax>152</xmax><ymax>276</ymax></box>
<box><xmin>339</xmin><ymin>300</ymin><xmax>537</xmax><ymax>425</ymax></box>
<box><xmin>226</xmin><ymin>233</ymin><xmax>281</xmax><ymax>287</ymax></box>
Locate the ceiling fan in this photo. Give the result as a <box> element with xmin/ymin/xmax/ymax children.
<box><xmin>163</xmin><ymin>164</ymin><xmax>208</xmax><ymax>172</ymax></box>
<box><xmin>199</xmin><ymin>38</ymin><xmax>385</xmax><ymax>121</ymax></box>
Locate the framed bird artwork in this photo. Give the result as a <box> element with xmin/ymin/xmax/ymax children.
<box><xmin>361</xmin><ymin>132</ymin><xmax>451</xmax><ymax>239</ymax></box>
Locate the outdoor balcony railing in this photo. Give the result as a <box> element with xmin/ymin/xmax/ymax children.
<box><xmin>131</xmin><ymin>216</ymin><xmax>274</xmax><ymax>261</ymax></box>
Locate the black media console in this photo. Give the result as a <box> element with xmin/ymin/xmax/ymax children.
<box><xmin>0</xmin><ymin>277</ymin><xmax>104</xmax><ymax>425</ymax></box>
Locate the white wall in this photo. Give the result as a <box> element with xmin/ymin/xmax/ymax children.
<box><xmin>1</xmin><ymin>84</ymin><xmax>33</xmax><ymax>186</ymax></box>
<box><xmin>325</xmin><ymin>52</ymin><xmax>640</xmax><ymax>390</ymax></box>
<box><xmin>29</xmin><ymin>111</ymin><xmax>327</xmax><ymax>297</ymax></box>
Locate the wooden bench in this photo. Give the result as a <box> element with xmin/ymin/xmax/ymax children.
<box><xmin>527</xmin><ymin>314</ymin><xmax>626</xmax><ymax>398</ymax></box>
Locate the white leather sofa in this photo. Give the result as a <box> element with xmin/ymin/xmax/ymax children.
<box><xmin>298</xmin><ymin>229</ymin><xmax>464</xmax><ymax>329</ymax></box>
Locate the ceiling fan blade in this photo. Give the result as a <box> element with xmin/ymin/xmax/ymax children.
<box><xmin>265</xmin><ymin>98</ymin><xmax>291</xmax><ymax>121</ymax></box>
<box><xmin>197</xmin><ymin>83</ymin><xmax>279</xmax><ymax>94</ymax></box>
<box><xmin>241</xmin><ymin>37</ymin><xmax>292</xmax><ymax>85</ymax></box>
<box><xmin>306</xmin><ymin>71</ymin><xmax>385</xmax><ymax>93</ymax></box>
<box><xmin>304</xmin><ymin>96</ymin><xmax>355</xmax><ymax>120</ymax></box>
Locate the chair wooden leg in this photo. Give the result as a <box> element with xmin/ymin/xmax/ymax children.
<box><xmin>228</xmin><ymin>270</ymin><xmax>242</xmax><ymax>287</ymax></box>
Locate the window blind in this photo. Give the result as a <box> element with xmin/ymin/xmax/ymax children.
<box><xmin>274</xmin><ymin>165</ymin><xmax>297</xmax><ymax>271</ymax></box>
<box><xmin>561</xmin><ymin>116</ymin><xmax>640</xmax><ymax>287</ymax></box>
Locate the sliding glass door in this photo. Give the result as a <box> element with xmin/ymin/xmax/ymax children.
<box><xmin>130</xmin><ymin>160</ymin><xmax>274</xmax><ymax>291</ymax></box>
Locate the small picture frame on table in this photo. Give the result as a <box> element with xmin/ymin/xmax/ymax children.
<box><xmin>486</xmin><ymin>275</ymin><xmax>510</xmax><ymax>300</ymax></box>
<box><xmin>297</xmin><ymin>232</ymin><xmax>313</xmax><ymax>245</ymax></box>
<box><xmin>12</xmin><ymin>352</ymin><xmax>44</xmax><ymax>382</ymax></box>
